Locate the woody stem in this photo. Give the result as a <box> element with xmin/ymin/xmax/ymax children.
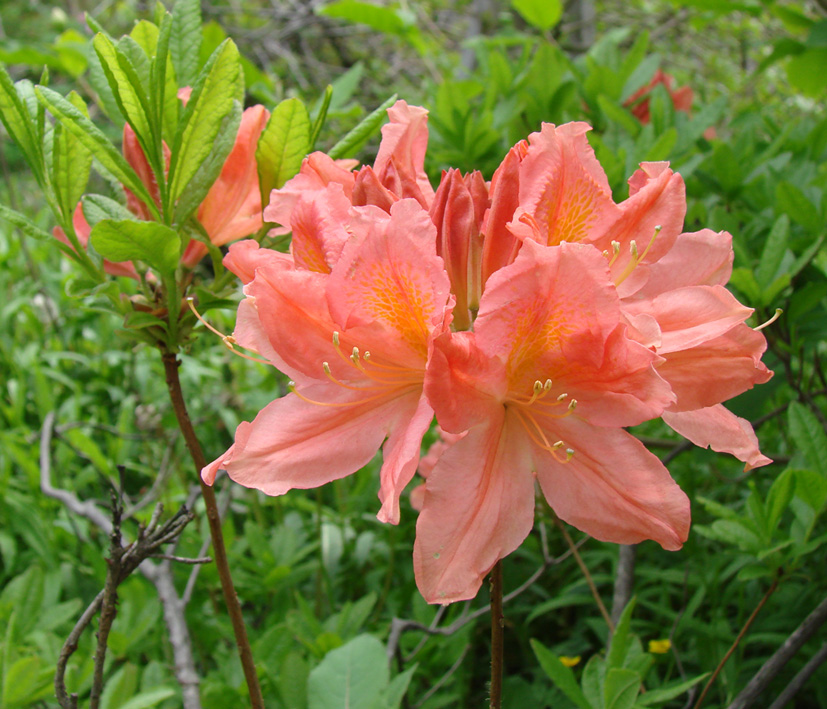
<box><xmin>161</xmin><ymin>351</ymin><xmax>264</xmax><ymax>709</ymax></box>
<box><xmin>490</xmin><ymin>560</ymin><xmax>504</xmax><ymax>709</ymax></box>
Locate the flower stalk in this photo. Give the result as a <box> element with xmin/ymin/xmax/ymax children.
<box><xmin>161</xmin><ymin>351</ymin><xmax>264</xmax><ymax>708</ymax></box>
<box><xmin>489</xmin><ymin>560</ymin><xmax>504</xmax><ymax>709</ymax></box>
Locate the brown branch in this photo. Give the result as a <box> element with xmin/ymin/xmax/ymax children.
<box><xmin>553</xmin><ymin>515</ymin><xmax>614</xmax><ymax>632</ymax></box>
<box><xmin>695</xmin><ymin>576</ymin><xmax>780</xmax><ymax>709</ymax></box>
<box><xmin>56</xmin><ymin>591</ymin><xmax>104</xmax><ymax>709</ymax></box>
<box><xmin>161</xmin><ymin>351</ymin><xmax>264</xmax><ymax>708</ymax></box>
<box><xmin>767</xmin><ymin>641</ymin><xmax>827</xmax><ymax>709</ymax></box>
<box><xmin>727</xmin><ymin>594</ymin><xmax>827</xmax><ymax>709</ymax></box>
<box><xmin>489</xmin><ymin>560</ymin><xmax>504</xmax><ymax>709</ymax></box>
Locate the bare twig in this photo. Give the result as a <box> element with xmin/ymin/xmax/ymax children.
<box><xmin>553</xmin><ymin>514</ymin><xmax>614</xmax><ymax>632</ymax></box>
<box><xmin>42</xmin><ymin>412</ymin><xmax>203</xmax><ymax>709</ymax></box>
<box><xmin>695</xmin><ymin>576</ymin><xmax>780</xmax><ymax>709</ymax></box>
<box><xmin>768</xmin><ymin>641</ymin><xmax>827</xmax><ymax>709</ymax></box>
<box><xmin>727</xmin><ymin>594</ymin><xmax>827</xmax><ymax>709</ymax></box>
<box><xmin>489</xmin><ymin>560</ymin><xmax>504</xmax><ymax>709</ymax></box>
<box><xmin>610</xmin><ymin>544</ymin><xmax>637</xmax><ymax>628</ymax></box>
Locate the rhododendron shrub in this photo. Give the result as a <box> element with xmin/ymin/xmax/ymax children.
<box><xmin>205</xmin><ymin>101</ymin><xmax>772</xmax><ymax>603</ymax></box>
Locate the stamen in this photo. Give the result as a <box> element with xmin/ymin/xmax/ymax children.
<box><xmin>568</xmin><ymin>399</ymin><xmax>578</xmax><ymax>411</ymax></box>
<box><xmin>613</xmin><ymin>225</ymin><xmax>662</xmax><ymax>288</ymax></box>
<box><xmin>607</xmin><ymin>241</ymin><xmax>621</xmax><ymax>267</ymax></box>
<box><xmin>637</xmin><ymin>225</ymin><xmax>662</xmax><ymax>263</ymax></box>
<box><xmin>754</xmin><ymin>308</ymin><xmax>782</xmax><ymax>332</ymax></box>
<box><xmin>288</xmin><ymin>382</ymin><xmax>393</xmax><ymax>408</ymax></box>
<box><xmin>186</xmin><ymin>297</ymin><xmax>270</xmax><ymax>366</ymax></box>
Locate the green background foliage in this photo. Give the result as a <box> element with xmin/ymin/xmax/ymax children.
<box><xmin>1</xmin><ymin>0</ymin><xmax>826</xmax><ymax>707</ymax></box>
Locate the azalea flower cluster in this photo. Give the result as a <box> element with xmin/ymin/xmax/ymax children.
<box><xmin>203</xmin><ymin>101</ymin><xmax>772</xmax><ymax>604</ymax></box>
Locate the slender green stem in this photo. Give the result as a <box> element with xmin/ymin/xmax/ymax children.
<box><xmin>489</xmin><ymin>560</ymin><xmax>504</xmax><ymax>709</ymax></box>
<box><xmin>161</xmin><ymin>351</ymin><xmax>264</xmax><ymax>708</ymax></box>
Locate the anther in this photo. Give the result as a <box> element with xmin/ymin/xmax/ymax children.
<box><xmin>333</xmin><ymin>331</ymin><xmax>340</xmax><ymax>346</ymax></box>
<box><xmin>323</xmin><ymin>362</ymin><xmax>332</xmax><ymax>375</ymax></box>
<box><xmin>557</xmin><ymin>393</ymin><xmax>568</xmax><ymax>401</ymax></box>
<box><xmin>350</xmin><ymin>346</ymin><xmax>360</xmax><ymax>364</ymax></box>
<box><xmin>629</xmin><ymin>240</ymin><xmax>639</xmax><ymax>259</ymax></box>
<box><xmin>567</xmin><ymin>399</ymin><xmax>578</xmax><ymax>411</ymax></box>
<box><xmin>186</xmin><ymin>297</ymin><xmax>270</xmax><ymax>365</ymax></box>
<box><xmin>566</xmin><ymin>448</ymin><xmax>575</xmax><ymax>460</ymax></box>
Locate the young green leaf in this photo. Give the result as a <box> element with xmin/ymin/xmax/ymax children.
<box><xmin>0</xmin><ymin>64</ymin><xmax>44</xmax><ymax>183</ymax></box>
<box><xmin>756</xmin><ymin>214</ymin><xmax>790</xmax><ymax>289</ymax></box>
<box><xmin>92</xmin><ymin>33</ymin><xmax>154</xmax><ymax>151</ymax></box>
<box><xmin>766</xmin><ymin>468</ymin><xmax>796</xmax><ymax>532</ymax></box>
<box><xmin>328</xmin><ymin>93</ymin><xmax>397</xmax><ymax>160</ymax></box>
<box><xmin>170</xmin><ymin>0</ymin><xmax>202</xmax><ymax>87</ymax></box>
<box><xmin>306</xmin><ymin>634</ymin><xmax>389</xmax><ymax>709</ymax></box>
<box><xmin>35</xmin><ymin>86</ymin><xmax>159</xmax><ymax>218</ymax></box>
<box><xmin>607</xmin><ymin>596</ymin><xmax>636</xmax><ymax>670</ymax></box>
<box><xmin>82</xmin><ymin>194</ymin><xmax>136</xmax><ymax>225</ymax></box>
<box><xmin>173</xmin><ymin>99</ymin><xmax>241</xmax><ymax>225</ymax></box>
<box><xmin>636</xmin><ymin>673</ymin><xmax>710</xmax><ymax>706</ymax></box>
<box><xmin>256</xmin><ymin>97</ymin><xmax>310</xmax><ymax>207</ymax></box>
<box><xmin>310</xmin><ymin>84</ymin><xmax>333</xmax><ymax>150</ymax></box>
<box><xmin>90</xmin><ymin>219</ymin><xmax>181</xmax><ymax>275</ymax></box>
<box><xmin>167</xmin><ymin>38</ymin><xmax>242</xmax><ymax>209</ymax></box>
<box><xmin>0</xmin><ymin>205</ymin><xmax>54</xmax><ymax>241</ymax></box>
<box><xmin>530</xmin><ymin>639</ymin><xmax>592</xmax><ymax>709</ymax></box>
<box><xmin>52</xmin><ymin>91</ymin><xmax>93</xmax><ymax>221</ymax></box>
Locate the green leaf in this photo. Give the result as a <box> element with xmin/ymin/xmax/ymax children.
<box><xmin>776</xmin><ymin>181</ymin><xmax>822</xmax><ymax>234</ymax></box>
<box><xmin>795</xmin><ymin>469</ymin><xmax>827</xmax><ymax>514</ymax></box>
<box><xmin>310</xmin><ymin>84</ymin><xmax>334</xmax><ymax>150</ymax></box>
<box><xmin>257</xmin><ymin>97</ymin><xmax>311</xmax><ymax>207</ymax></box>
<box><xmin>511</xmin><ymin>0</ymin><xmax>563</xmax><ymax>31</ymax></box>
<box><xmin>35</xmin><ymin>85</ymin><xmax>159</xmax><ymax>218</ymax></box>
<box><xmin>694</xmin><ymin>520</ymin><xmax>764</xmax><ymax>552</ymax></box>
<box><xmin>530</xmin><ymin>639</ymin><xmax>592</xmax><ymax>709</ymax></box>
<box><xmin>93</xmin><ymin>33</ymin><xmax>154</xmax><ymax>150</ymax></box>
<box><xmin>319</xmin><ymin>1</ymin><xmax>409</xmax><ymax>35</ymax></box>
<box><xmin>117</xmin><ymin>688</ymin><xmax>177</xmax><ymax>709</ymax></box>
<box><xmin>168</xmin><ymin>38</ymin><xmax>242</xmax><ymax>208</ymax></box>
<box><xmin>379</xmin><ymin>666</ymin><xmax>416</xmax><ymax>709</ymax></box>
<box><xmin>607</xmin><ymin>597</ymin><xmax>636</xmax><ymax>670</ymax></box>
<box><xmin>788</xmin><ymin>402</ymin><xmax>827</xmax><ymax>477</ymax></box>
<box><xmin>0</xmin><ymin>205</ymin><xmax>53</xmax><ymax>241</ymax></box>
<box><xmin>173</xmin><ymin>99</ymin><xmax>241</xmax><ymax>225</ymax></box>
<box><xmin>728</xmin><ymin>267</ymin><xmax>762</xmax><ymax>304</ymax></box>
<box><xmin>597</xmin><ymin>94</ymin><xmax>640</xmax><ymax>135</ymax></box>
<box><xmin>767</xmin><ymin>468</ymin><xmax>796</xmax><ymax>531</ymax></box>
<box><xmin>636</xmin><ymin>673</ymin><xmax>709</xmax><ymax>705</ymax></box>
<box><xmin>0</xmin><ymin>64</ymin><xmax>43</xmax><ymax>182</ymax></box>
<box><xmin>307</xmin><ymin>634</ymin><xmax>389</xmax><ymax>709</ymax></box>
<box><xmin>604</xmin><ymin>667</ymin><xmax>640</xmax><ymax>709</ymax></box>
<box><xmin>82</xmin><ymin>194</ymin><xmax>136</xmax><ymax>225</ymax></box>
<box><xmin>328</xmin><ymin>93</ymin><xmax>397</xmax><ymax>160</ymax></box>
<box><xmin>90</xmin><ymin>219</ymin><xmax>181</xmax><ymax>275</ymax></box>
<box><xmin>52</xmin><ymin>91</ymin><xmax>93</xmax><ymax>221</ymax></box>
<box><xmin>756</xmin><ymin>214</ymin><xmax>789</xmax><ymax>289</ymax></box>
<box><xmin>171</xmin><ymin>0</ymin><xmax>202</xmax><ymax>87</ymax></box>
<box><xmin>150</xmin><ymin>12</ymin><xmax>180</xmax><ymax>146</ymax></box>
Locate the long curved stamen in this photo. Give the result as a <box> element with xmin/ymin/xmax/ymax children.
<box><xmin>331</xmin><ymin>332</ymin><xmax>417</xmax><ymax>384</ymax></box>
<box><xmin>754</xmin><ymin>308</ymin><xmax>782</xmax><ymax>332</ymax></box>
<box><xmin>186</xmin><ymin>297</ymin><xmax>271</xmax><ymax>366</ymax></box>
<box><xmin>288</xmin><ymin>382</ymin><xmax>395</xmax><ymax>408</ymax></box>
<box><xmin>513</xmin><ymin>408</ymin><xmax>575</xmax><ymax>463</ymax></box>
<box><xmin>614</xmin><ymin>225</ymin><xmax>662</xmax><ymax>287</ymax></box>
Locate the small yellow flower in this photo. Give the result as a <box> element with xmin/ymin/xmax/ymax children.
<box><xmin>648</xmin><ymin>639</ymin><xmax>672</xmax><ymax>654</ymax></box>
<box><xmin>559</xmin><ymin>655</ymin><xmax>581</xmax><ymax>668</ymax></box>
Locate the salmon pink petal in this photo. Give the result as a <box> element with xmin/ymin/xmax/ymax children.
<box><xmin>663</xmin><ymin>405</ymin><xmax>771</xmax><ymax>470</ymax></box>
<box><xmin>327</xmin><ymin>199</ymin><xmax>452</xmax><ymax>367</ymax></box>
<box><xmin>534</xmin><ymin>418</ymin><xmax>690</xmax><ymax>550</ymax></box>
<box><xmin>243</xmin><ymin>265</ymin><xmax>348</xmax><ymax>385</ymax></box>
<box><xmin>263</xmin><ymin>151</ymin><xmax>356</xmax><ymax>233</ymax></box>
<box><xmin>203</xmin><ymin>383</ymin><xmax>416</xmax><ymax>497</ymax></box>
<box><xmin>481</xmin><ymin>140</ymin><xmax>526</xmax><ymax>287</ymax></box>
<box><xmin>352</xmin><ymin>166</ymin><xmax>398</xmax><ymax>212</ymax></box>
<box><xmin>413</xmin><ymin>410</ymin><xmax>536</xmax><ymax>603</ymax></box>
<box><xmin>636</xmin><ymin>228</ymin><xmax>734</xmax><ymax>299</ymax></box>
<box><xmin>474</xmin><ymin>240</ymin><xmax>672</xmax><ymax>425</ymax></box>
<box><xmin>373</xmin><ymin>100</ymin><xmax>434</xmax><ymax>209</ymax></box>
<box><xmin>625</xmin><ymin>285</ymin><xmax>753</xmax><ymax>353</ymax></box>
<box><xmin>122</xmin><ymin>123</ymin><xmax>164</xmax><ymax>220</ymax></box>
<box><xmin>289</xmin><ymin>184</ymin><xmax>352</xmax><ymax>273</ymax></box>
<box><xmin>223</xmin><ymin>239</ymin><xmax>294</xmax><ymax>284</ymax></box>
<box><xmin>425</xmin><ymin>331</ymin><xmax>508</xmax><ymax>432</ymax></box>
<box><xmin>377</xmin><ymin>392</ymin><xmax>434</xmax><ymax>524</ymax></box>
<box><xmin>658</xmin><ymin>324</ymin><xmax>772</xmax><ymax>411</ymax></box>
<box><xmin>510</xmin><ymin>122</ymin><xmax>620</xmax><ymax>247</ymax></box>
<box><xmin>599</xmin><ymin>163</ymin><xmax>686</xmax><ymax>297</ymax></box>
<box><xmin>197</xmin><ymin>105</ymin><xmax>269</xmax><ymax>247</ymax></box>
